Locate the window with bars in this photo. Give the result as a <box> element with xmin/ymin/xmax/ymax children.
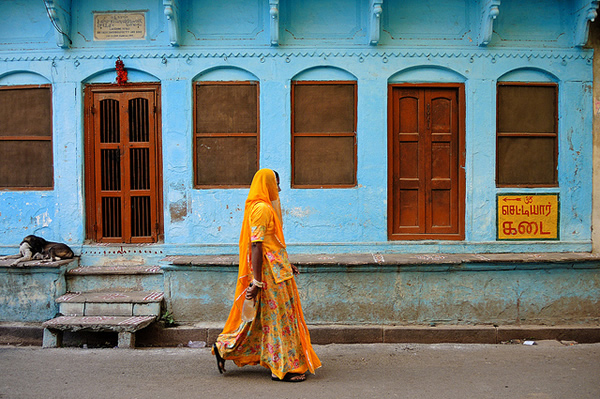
<box><xmin>0</xmin><ymin>86</ymin><xmax>53</xmax><ymax>189</ymax></box>
<box><xmin>292</xmin><ymin>81</ymin><xmax>357</xmax><ymax>188</ymax></box>
<box><xmin>84</xmin><ymin>85</ymin><xmax>161</xmax><ymax>244</ymax></box>
<box><xmin>496</xmin><ymin>83</ymin><xmax>558</xmax><ymax>187</ymax></box>
<box><xmin>194</xmin><ymin>82</ymin><xmax>259</xmax><ymax>187</ymax></box>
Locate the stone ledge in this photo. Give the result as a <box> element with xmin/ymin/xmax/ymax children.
<box><xmin>42</xmin><ymin>316</ymin><xmax>156</xmax><ymax>333</ymax></box>
<box><xmin>137</xmin><ymin>323</ymin><xmax>600</xmax><ymax>347</ymax></box>
<box><xmin>163</xmin><ymin>255</ymin><xmax>238</xmax><ymax>267</ymax></box>
<box><xmin>0</xmin><ymin>258</ymin><xmax>77</xmax><ymax>269</ymax></box>
<box><xmin>67</xmin><ymin>266</ymin><xmax>162</xmax><ymax>275</ymax></box>
<box><xmin>41</xmin><ymin>316</ymin><xmax>157</xmax><ymax>349</ymax></box>
<box><xmin>0</xmin><ymin>322</ymin><xmax>43</xmax><ymax>346</ymax></box>
<box><xmin>5</xmin><ymin>322</ymin><xmax>599</xmax><ymax>347</ymax></box>
<box><xmin>497</xmin><ymin>325</ymin><xmax>600</xmax><ymax>344</ymax></box>
<box><xmin>161</xmin><ymin>252</ymin><xmax>600</xmax><ymax>272</ymax></box>
<box><xmin>383</xmin><ymin>325</ymin><xmax>498</xmax><ymax>344</ymax></box>
<box><xmin>56</xmin><ymin>291</ymin><xmax>164</xmax><ymax>304</ymax></box>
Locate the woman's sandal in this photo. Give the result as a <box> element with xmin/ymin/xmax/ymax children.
<box><xmin>213</xmin><ymin>344</ymin><xmax>226</xmax><ymax>374</ymax></box>
<box><xmin>271</xmin><ymin>373</ymin><xmax>306</xmax><ymax>382</ymax></box>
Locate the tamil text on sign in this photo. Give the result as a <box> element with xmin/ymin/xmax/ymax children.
<box><xmin>497</xmin><ymin>194</ymin><xmax>559</xmax><ymax>240</ymax></box>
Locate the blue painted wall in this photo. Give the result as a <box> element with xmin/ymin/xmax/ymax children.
<box><xmin>0</xmin><ymin>0</ymin><xmax>595</xmax><ymax>257</ymax></box>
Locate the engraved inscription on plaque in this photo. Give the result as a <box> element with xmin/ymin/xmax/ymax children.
<box><xmin>94</xmin><ymin>12</ymin><xmax>146</xmax><ymax>41</ymax></box>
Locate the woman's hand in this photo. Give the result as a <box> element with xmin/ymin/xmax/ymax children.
<box><xmin>245</xmin><ymin>283</ymin><xmax>260</xmax><ymax>300</ymax></box>
<box><xmin>292</xmin><ymin>264</ymin><xmax>300</xmax><ymax>276</ymax></box>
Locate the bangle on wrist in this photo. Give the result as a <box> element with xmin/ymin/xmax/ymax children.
<box><xmin>252</xmin><ymin>279</ymin><xmax>264</xmax><ymax>288</ymax></box>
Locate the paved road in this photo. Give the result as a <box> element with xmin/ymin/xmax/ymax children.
<box><xmin>1</xmin><ymin>342</ymin><xmax>599</xmax><ymax>399</ymax></box>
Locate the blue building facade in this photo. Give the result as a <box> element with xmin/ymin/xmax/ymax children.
<box><xmin>0</xmin><ymin>1</ymin><xmax>599</xmax><ymax>325</ymax></box>
<box><xmin>0</xmin><ymin>0</ymin><xmax>596</xmax><ymax>257</ymax></box>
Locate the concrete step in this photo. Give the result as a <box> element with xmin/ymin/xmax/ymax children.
<box><xmin>42</xmin><ymin>315</ymin><xmax>156</xmax><ymax>349</ymax></box>
<box><xmin>57</xmin><ymin>291</ymin><xmax>164</xmax><ymax>317</ymax></box>
<box><xmin>66</xmin><ymin>265</ymin><xmax>163</xmax><ymax>293</ymax></box>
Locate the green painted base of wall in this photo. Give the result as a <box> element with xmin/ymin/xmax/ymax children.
<box><xmin>0</xmin><ymin>259</ymin><xmax>78</xmax><ymax>322</ymax></box>
<box><xmin>162</xmin><ymin>254</ymin><xmax>600</xmax><ymax>326</ymax></box>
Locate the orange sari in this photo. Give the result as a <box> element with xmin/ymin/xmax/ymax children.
<box><xmin>213</xmin><ymin>169</ymin><xmax>321</xmax><ymax>379</ymax></box>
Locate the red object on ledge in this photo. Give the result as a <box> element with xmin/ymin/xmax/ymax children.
<box><xmin>116</xmin><ymin>58</ymin><xmax>128</xmax><ymax>85</ymax></box>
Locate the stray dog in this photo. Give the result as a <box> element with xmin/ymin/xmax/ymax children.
<box><xmin>0</xmin><ymin>235</ymin><xmax>74</xmax><ymax>266</ymax></box>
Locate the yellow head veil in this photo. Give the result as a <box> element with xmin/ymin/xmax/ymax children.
<box><xmin>222</xmin><ymin>168</ymin><xmax>285</xmax><ymax>333</ymax></box>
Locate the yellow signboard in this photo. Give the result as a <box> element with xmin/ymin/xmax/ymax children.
<box><xmin>497</xmin><ymin>194</ymin><xmax>559</xmax><ymax>240</ymax></box>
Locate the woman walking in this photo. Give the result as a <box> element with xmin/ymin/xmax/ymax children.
<box><xmin>212</xmin><ymin>169</ymin><xmax>321</xmax><ymax>382</ymax></box>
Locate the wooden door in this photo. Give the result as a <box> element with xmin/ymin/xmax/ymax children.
<box><xmin>84</xmin><ymin>85</ymin><xmax>162</xmax><ymax>243</ymax></box>
<box><xmin>388</xmin><ymin>85</ymin><xmax>464</xmax><ymax>240</ymax></box>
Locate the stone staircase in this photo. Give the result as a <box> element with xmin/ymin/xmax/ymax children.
<box><xmin>42</xmin><ymin>265</ymin><xmax>164</xmax><ymax>349</ymax></box>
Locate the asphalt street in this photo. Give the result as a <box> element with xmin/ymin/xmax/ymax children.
<box><xmin>1</xmin><ymin>342</ymin><xmax>599</xmax><ymax>399</ymax></box>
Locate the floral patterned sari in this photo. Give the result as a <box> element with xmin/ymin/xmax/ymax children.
<box><xmin>213</xmin><ymin>169</ymin><xmax>321</xmax><ymax>379</ymax></box>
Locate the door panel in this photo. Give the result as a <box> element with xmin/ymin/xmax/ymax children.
<box><xmin>389</xmin><ymin>86</ymin><xmax>464</xmax><ymax>240</ymax></box>
<box><xmin>392</xmin><ymin>89</ymin><xmax>422</xmax><ymax>234</ymax></box>
<box><xmin>85</xmin><ymin>85</ymin><xmax>162</xmax><ymax>243</ymax></box>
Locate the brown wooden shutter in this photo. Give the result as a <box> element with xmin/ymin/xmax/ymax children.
<box><xmin>291</xmin><ymin>81</ymin><xmax>357</xmax><ymax>187</ymax></box>
<box><xmin>389</xmin><ymin>86</ymin><xmax>463</xmax><ymax>240</ymax></box>
<box><xmin>497</xmin><ymin>83</ymin><xmax>558</xmax><ymax>186</ymax></box>
<box><xmin>0</xmin><ymin>86</ymin><xmax>53</xmax><ymax>188</ymax></box>
<box><xmin>194</xmin><ymin>82</ymin><xmax>259</xmax><ymax>187</ymax></box>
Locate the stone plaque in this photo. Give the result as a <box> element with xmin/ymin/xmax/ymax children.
<box><xmin>94</xmin><ymin>12</ymin><xmax>146</xmax><ymax>41</ymax></box>
<box><xmin>497</xmin><ymin>194</ymin><xmax>560</xmax><ymax>240</ymax></box>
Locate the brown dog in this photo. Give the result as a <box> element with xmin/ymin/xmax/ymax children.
<box><xmin>0</xmin><ymin>235</ymin><xmax>74</xmax><ymax>265</ymax></box>
<box><xmin>25</xmin><ymin>235</ymin><xmax>74</xmax><ymax>261</ymax></box>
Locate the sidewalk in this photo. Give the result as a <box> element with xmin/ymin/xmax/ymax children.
<box><xmin>1</xmin><ymin>342</ymin><xmax>599</xmax><ymax>399</ymax></box>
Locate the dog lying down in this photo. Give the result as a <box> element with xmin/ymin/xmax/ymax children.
<box><xmin>0</xmin><ymin>235</ymin><xmax>74</xmax><ymax>266</ymax></box>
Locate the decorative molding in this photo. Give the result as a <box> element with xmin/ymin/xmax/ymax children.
<box><xmin>43</xmin><ymin>0</ymin><xmax>72</xmax><ymax>49</ymax></box>
<box><xmin>269</xmin><ymin>0</ymin><xmax>279</xmax><ymax>46</ymax></box>
<box><xmin>0</xmin><ymin>49</ymin><xmax>593</xmax><ymax>64</ymax></box>
<box><xmin>574</xmin><ymin>0</ymin><xmax>599</xmax><ymax>47</ymax></box>
<box><xmin>163</xmin><ymin>0</ymin><xmax>181</xmax><ymax>46</ymax></box>
<box><xmin>370</xmin><ymin>0</ymin><xmax>383</xmax><ymax>45</ymax></box>
<box><xmin>478</xmin><ymin>0</ymin><xmax>500</xmax><ymax>46</ymax></box>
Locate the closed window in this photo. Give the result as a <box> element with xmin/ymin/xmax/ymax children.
<box><xmin>0</xmin><ymin>85</ymin><xmax>53</xmax><ymax>189</ymax></box>
<box><xmin>292</xmin><ymin>81</ymin><xmax>357</xmax><ymax>187</ymax></box>
<box><xmin>496</xmin><ymin>83</ymin><xmax>558</xmax><ymax>186</ymax></box>
<box><xmin>194</xmin><ymin>82</ymin><xmax>259</xmax><ymax>187</ymax></box>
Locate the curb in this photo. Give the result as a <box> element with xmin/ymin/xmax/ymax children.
<box><xmin>2</xmin><ymin>322</ymin><xmax>599</xmax><ymax>347</ymax></box>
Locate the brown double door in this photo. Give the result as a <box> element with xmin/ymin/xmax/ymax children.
<box><xmin>84</xmin><ymin>84</ymin><xmax>162</xmax><ymax>243</ymax></box>
<box><xmin>388</xmin><ymin>85</ymin><xmax>464</xmax><ymax>240</ymax></box>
